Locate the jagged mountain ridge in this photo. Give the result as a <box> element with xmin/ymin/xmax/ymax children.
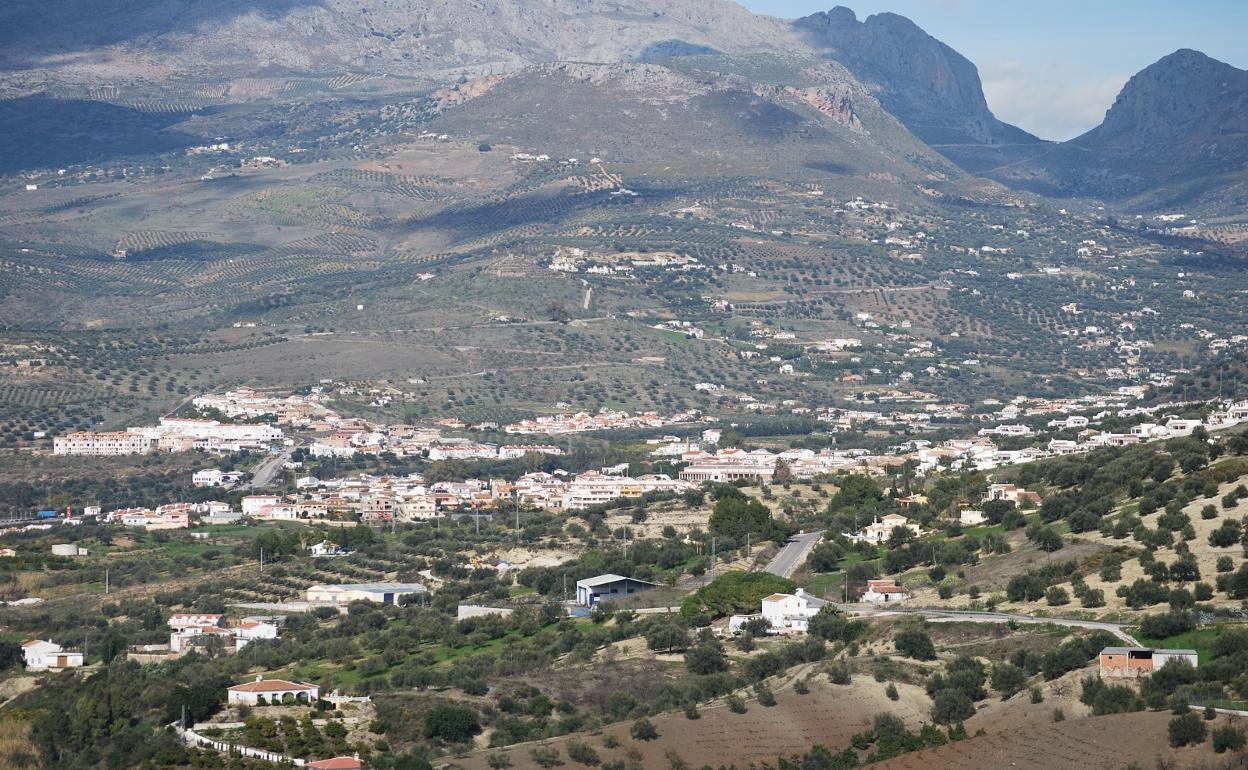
<box><xmin>0</xmin><ymin>0</ymin><xmax>798</xmax><ymax>82</ymax></box>
<box><xmin>0</xmin><ymin>0</ymin><xmax>1025</xmax><ymax>156</ymax></box>
<box><xmin>793</xmin><ymin>6</ymin><xmax>1040</xmax><ymax>148</ymax></box>
<box><xmin>990</xmin><ymin>49</ymin><xmax>1248</xmax><ymax>204</ymax></box>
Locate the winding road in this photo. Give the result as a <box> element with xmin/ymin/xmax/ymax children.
<box><xmin>764</xmin><ymin>530</ymin><xmax>823</xmax><ymax>578</ymax></box>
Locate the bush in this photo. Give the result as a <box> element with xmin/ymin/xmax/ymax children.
<box><xmin>755</xmin><ymin>683</ymin><xmax>776</xmax><ymax>707</ymax></box>
<box><xmin>1029</xmin><ymin>686</ymin><xmax>1044</xmax><ymax>704</ymax></box>
<box><xmin>1045</xmin><ymin>586</ymin><xmax>1070</xmax><ymax>606</ymax></box>
<box><xmin>424</xmin><ymin>704</ymin><xmax>480</xmax><ymax>744</ymax></box>
<box><xmin>630</xmin><ymin>718</ymin><xmax>658</xmax><ymax>741</ymax></box>
<box><xmin>1212</xmin><ymin>724</ymin><xmax>1246</xmax><ymax>753</ymax></box>
<box><xmin>990</xmin><ymin>663</ymin><xmax>1027</xmax><ymax>699</ymax></box>
<box><xmin>885</xmin><ymin>682</ymin><xmax>899</xmax><ymax>701</ymax></box>
<box><xmin>1139</xmin><ymin>611</ymin><xmax>1195</xmax><ymax>639</ymax></box>
<box><xmin>1168</xmin><ymin>712</ymin><xmax>1207</xmax><ymax>747</ymax></box>
<box><xmin>1080</xmin><ymin>588</ymin><xmax>1105</xmax><ymax>608</ymax></box>
<box><xmin>828</xmin><ymin>661</ymin><xmax>852</xmax><ymax>685</ymax></box>
<box><xmin>894</xmin><ymin>627</ymin><xmax>936</xmax><ymax>661</ymax></box>
<box><xmin>566</xmin><ymin>740</ymin><xmax>600</xmax><ymax>766</ymax></box>
<box><xmin>530</xmin><ymin>745</ymin><xmax>563</xmax><ymax>768</ymax></box>
<box><xmin>726</xmin><ymin>695</ymin><xmax>747</xmax><ymax>714</ymax></box>
<box><xmin>931</xmin><ymin>689</ymin><xmax>975</xmax><ymax>725</ymax></box>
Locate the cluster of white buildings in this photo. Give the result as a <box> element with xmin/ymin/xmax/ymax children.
<box><xmin>168</xmin><ymin>612</ymin><xmax>279</xmax><ymax>653</ymax></box>
<box><xmin>191</xmin><ymin>387</ymin><xmax>333</xmax><ymax>426</ymax></box>
<box><xmin>676</xmin><ymin>446</ymin><xmax>873</xmax><ymax>484</ymax></box>
<box><xmin>55</xmin><ymin>417</ymin><xmax>286</xmax><ymax>457</ymax></box>
<box><xmin>504</xmin><ymin>408</ymin><xmax>698</xmax><ymax>435</ymax></box>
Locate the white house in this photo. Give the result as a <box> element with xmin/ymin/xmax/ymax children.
<box><xmin>308</xmin><ymin>540</ymin><xmax>349</xmax><ymax>558</ymax></box>
<box><xmin>168</xmin><ymin>613</ymin><xmax>224</xmax><ymax>630</ymax></box>
<box><xmin>22</xmin><ymin>639</ymin><xmax>84</xmax><ymax>670</ymax></box>
<box><xmin>233</xmin><ymin>620</ymin><xmax>280</xmax><ymax>650</ymax></box>
<box><xmin>861</xmin><ymin>579</ymin><xmax>910</xmax><ymax>604</ymax></box>
<box><xmin>193</xmin><ymin>469</ymin><xmax>225</xmax><ymax>487</ymax></box>
<box><xmin>227</xmin><ymin>676</ymin><xmax>319</xmax><ymax>705</ymax></box>
<box><xmin>958</xmin><ymin>509</ymin><xmax>987</xmax><ymax>526</ymax></box>
<box><xmin>241</xmin><ymin>495</ymin><xmax>281</xmax><ymax>516</ymax></box>
<box><xmin>760</xmin><ymin>588</ymin><xmax>826</xmax><ymax>633</ymax></box>
<box><xmin>848</xmin><ymin>513</ymin><xmax>919</xmax><ymax>544</ymax></box>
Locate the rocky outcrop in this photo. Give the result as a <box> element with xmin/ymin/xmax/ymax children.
<box><xmin>793</xmin><ymin>6</ymin><xmax>1039</xmax><ymax>148</ymax></box>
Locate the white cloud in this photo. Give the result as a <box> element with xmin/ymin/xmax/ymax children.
<box><xmin>981</xmin><ymin>61</ymin><xmax>1128</xmax><ymax>141</ymax></box>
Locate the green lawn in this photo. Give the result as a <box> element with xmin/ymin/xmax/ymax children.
<box><xmin>804</xmin><ymin>571</ymin><xmax>844</xmax><ymax>600</ymax></box>
<box><xmin>1132</xmin><ymin>625</ymin><xmax>1225</xmax><ymax>665</ymax></box>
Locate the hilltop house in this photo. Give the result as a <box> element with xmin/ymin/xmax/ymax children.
<box><xmin>982</xmin><ymin>484</ymin><xmax>1041</xmax><ymax>506</ymax></box>
<box><xmin>760</xmin><ymin>588</ymin><xmax>826</xmax><ymax>633</ymax></box>
<box><xmin>227</xmin><ymin>676</ymin><xmax>319</xmax><ymax>705</ymax></box>
<box><xmin>847</xmin><ymin>513</ymin><xmax>920</xmax><ymax>544</ymax></box>
<box><xmin>21</xmin><ymin>639</ymin><xmax>84</xmax><ymax>670</ymax></box>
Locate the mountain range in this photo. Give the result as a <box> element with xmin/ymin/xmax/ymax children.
<box><xmin>0</xmin><ymin>0</ymin><xmax>1244</xmax><ymax>209</ymax></box>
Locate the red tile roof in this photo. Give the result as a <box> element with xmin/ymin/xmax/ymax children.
<box><xmin>306</xmin><ymin>759</ymin><xmax>363</xmax><ymax>770</ymax></box>
<box><xmin>228</xmin><ymin>679</ymin><xmax>317</xmax><ymax>693</ymax></box>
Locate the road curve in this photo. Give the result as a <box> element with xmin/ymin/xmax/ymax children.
<box><xmin>764</xmin><ymin>530</ymin><xmax>823</xmax><ymax>579</ymax></box>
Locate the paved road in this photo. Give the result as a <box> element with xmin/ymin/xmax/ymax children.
<box><xmin>243</xmin><ymin>448</ymin><xmax>294</xmax><ymax>489</ymax></box>
<box><xmin>845</xmin><ymin>606</ymin><xmax>1140</xmax><ymax>645</ymax></box>
<box><xmin>764</xmin><ymin>531</ymin><xmax>823</xmax><ymax>578</ymax></box>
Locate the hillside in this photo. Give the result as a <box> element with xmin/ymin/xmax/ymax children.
<box><xmin>0</xmin><ymin>0</ymin><xmax>797</xmax><ymax>84</ymax></box>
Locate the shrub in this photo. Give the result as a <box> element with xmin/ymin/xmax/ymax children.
<box><xmin>755</xmin><ymin>683</ymin><xmax>776</xmax><ymax>707</ymax></box>
<box><xmin>931</xmin><ymin>689</ymin><xmax>975</xmax><ymax>725</ymax></box>
<box><xmin>1045</xmin><ymin>586</ymin><xmax>1070</xmax><ymax>606</ymax></box>
<box><xmin>630</xmin><ymin>718</ymin><xmax>658</xmax><ymax>741</ymax></box>
<box><xmin>885</xmin><ymin>682</ymin><xmax>899</xmax><ymax>701</ymax></box>
<box><xmin>1212</xmin><ymin>724</ymin><xmax>1246</xmax><ymax>753</ymax></box>
<box><xmin>1081</xmin><ymin>588</ymin><xmax>1105</xmax><ymax>608</ymax></box>
<box><xmin>424</xmin><ymin>704</ymin><xmax>480</xmax><ymax>744</ymax></box>
<box><xmin>894</xmin><ymin>627</ymin><xmax>936</xmax><ymax>661</ymax></box>
<box><xmin>828</xmin><ymin>661</ymin><xmax>852</xmax><ymax>685</ymax></box>
<box><xmin>1168</xmin><ymin>712</ymin><xmax>1207</xmax><ymax>747</ymax></box>
<box><xmin>530</xmin><ymin>745</ymin><xmax>563</xmax><ymax>768</ymax></box>
<box><xmin>1029</xmin><ymin>686</ymin><xmax>1044</xmax><ymax>704</ymax></box>
<box><xmin>726</xmin><ymin>695</ymin><xmax>747</xmax><ymax>714</ymax></box>
<box><xmin>990</xmin><ymin>663</ymin><xmax>1027</xmax><ymax>699</ymax></box>
<box><xmin>566</xmin><ymin>740</ymin><xmax>600</xmax><ymax>766</ymax></box>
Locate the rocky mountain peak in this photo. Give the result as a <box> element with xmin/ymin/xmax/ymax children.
<box><xmin>793</xmin><ymin>6</ymin><xmax>1038</xmax><ymax>147</ymax></box>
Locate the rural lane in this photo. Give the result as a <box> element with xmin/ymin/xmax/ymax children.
<box><xmin>764</xmin><ymin>531</ymin><xmax>823</xmax><ymax>579</ymax></box>
<box><xmin>846</xmin><ymin>606</ymin><xmax>1141</xmax><ymax>645</ymax></box>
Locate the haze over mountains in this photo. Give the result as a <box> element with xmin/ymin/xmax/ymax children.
<box><xmin>0</xmin><ymin>0</ymin><xmax>1244</xmax><ymax>208</ymax></box>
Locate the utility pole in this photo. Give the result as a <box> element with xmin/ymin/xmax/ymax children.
<box><xmin>259</xmin><ymin>546</ymin><xmax>264</xmax><ymax>573</ymax></box>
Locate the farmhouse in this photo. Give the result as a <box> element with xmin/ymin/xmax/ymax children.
<box><xmin>861</xmin><ymin>579</ymin><xmax>911</xmax><ymax>604</ymax></box>
<box><xmin>574</xmin><ymin>574</ymin><xmax>660</xmax><ymax>607</ymax></box>
<box><xmin>982</xmin><ymin>484</ymin><xmax>1041</xmax><ymax>506</ymax></box>
<box><xmin>22</xmin><ymin>639</ymin><xmax>84</xmax><ymax>670</ymax></box>
<box><xmin>306</xmin><ymin>583</ymin><xmax>427</xmax><ymax>606</ymax></box>
<box><xmin>1099</xmin><ymin>647</ymin><xmax>1198</xmax><ymax>678</ymax></box>
<box><xmin>227</xmin><ymin>676</ymin><xmax>320</xmax><ymax>705</ymax></box>
<box><xmin>760</xmin><ymin>588</ymin><xmax>826</xmax><ymax>633</ymax></box>
<box><xmin>847</xmin><ymin>513</ymin><xmax>919</xmax><ymax>544</ymax></box>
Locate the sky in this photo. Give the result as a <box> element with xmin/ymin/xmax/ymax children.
<box><xmin>738</xmin><ymin>0</ymin><xmax>1248</xmax><ymax>140</ymax></box>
